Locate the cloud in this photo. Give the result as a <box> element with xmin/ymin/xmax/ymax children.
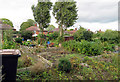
<box><xmin>72</xmin><ymin>21</ymin><xmax>118</xmax><ymax>32</ymax></box>
<box><xmin>0</xmin><ymin>0</ymin><xmax>119</xmax><ymax>31</ymax></box>
<box><xmin>76</xmin><ymin>1</ymin><xmax>118</xmax><ymax>23</ymax></box>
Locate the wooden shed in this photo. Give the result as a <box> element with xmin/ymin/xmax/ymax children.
<box><xmin>64</xmin><ymin>36</ymin><xmax>74</xmax><ymax>41</ymax></box>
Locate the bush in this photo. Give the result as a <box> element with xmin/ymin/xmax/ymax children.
<box><xmin>62</xmin><ymin>40</ymin><xmax>104</xmax><ymax>56</ymax></box>
<box><xmin>15</xmin><ymin>38</ymin><xmax>22</xmax><ymax>44</ymax></box>
<box><xmin>58</xmin><ymin>58</ymin><xmax>71</xmax><ymax>73</ymax></box>
<box><xmin>2</xmin><ymin>41</ymin><xmax>18</xmax><ymax>49</ymax></box>
<box><xmin>46</xmin><ymin>32</ymin><xmax>59</xmax><ymax>40</ymax></box>
<box><xmin>23</xmin><ymin>41</ymin><xmax>31</xmax><ymax>46</ymax></box>
<box><xmin>38</xmin><ymin>34</ymin><xmax>46</xmax><ymax>39</ymax></box>
<box><xmin>18</xmin><ymin>56</ymin><xmax>33</xmax><ymax>68</ymax></box>
<box><xmin>73</xmin><ymin>27</ymin><xmax>93</xmax><ymax>41</ymax></box>
<box><xmin>21</xmin><ymin>31</ymin><xmax>33</xmax><ymax>41</ymax></box>
<box><xmin>100</xmin><ymin>30</ymin><xmax>119</xmax><ymax>44</ymax></box>
<box><xmin>103</xmin><ymin>42</ymin><xmax>115</xmax><ymax>51</ymax></box>
<box><xmin>83</xmin><ymin>31</ymin><xmax>93</xmax><ymax>41</ymax></box>
<box><xmin>30</xmin><ymin>62</ymin><xmax>46</xmax><ymax>74</ymax></box>
<box><xmin>38</xmin><ymin>34</ymin><xmax>46</xmax><ymax>45</ymax></box>
<box><xmin>57</xmin><ymin>36</ymin><xmax>65</xmax><ymax>43</ymax></box>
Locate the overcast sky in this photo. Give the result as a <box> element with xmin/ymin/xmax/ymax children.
<box><xmin>0</xmin><ymin>0</ymin><xmax>119</xmax><ymax>32</ymax></box>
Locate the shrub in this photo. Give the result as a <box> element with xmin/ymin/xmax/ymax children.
<box><xmin>58</xmin><ymin>58</ymin><xmax>71</xmax><ymax>73</ymax></box>
<box><xmin>103</xmin><ymin>42</ymin><xmax>115</xmax><ymax>51</ymax></box>
<box><xmin>46</xmin><ymin>32</ymin><xmax>59</xmax><ymax>40</ymax></box>
<box><xmin>21</xmin><ymin>31</ymin><xmax>33</xmax><ymax>41</ymax></box>
<box><xmin>57</xmin><ymin>36</ymin><xmax>65</xmax><ymax>43</ymax></box>
<box><xmin>38</xmin><ymin>34</ymin><xmax>46</xmax><ymax>45</ymax></box>
<box><xmin>15</xmin><ymin>38</ymin><xmax>22</xmax><ymax>44</ymax></box>
<box><xmin>18</xmin><ymin>56</ymin><xmax>33</xmax><ymax>68</ymax></box>
<box><xmin>30</xmin><ymin>62</ymin><xmax>46</xmax><ymax>74</ymax></box>
<box><xmin>2</xmin><ymin>41</ymin><xmax>18</xmax><ymax>49</ymax></box>
<box><xmin>23</xmin><ymin>41</ymin><xmax>31</xmax><ymax>46</ymax></box>
<box><xmin>62</xmin><ymin>40</ymin><xmax>104</xmax><ymax>56</ymax></box>
<box><xmin>100</xmin><ymin>30</ymin><xmax>119</xmax><ymax>44</ymax></box>
<box><xmin>73</xmin><ymin>27</ymin><xmax>86</xmax><ymax>41</ymax></box>
<box><xmin>73</xmin><ymin>27</ymin><xmax>93</xmax><ymax>41</ymax></box>
<box><xmin>83</xmin><ymin>31</ymin><xmax>93</xmax><ymax>41</ymax></box>
<box><xmin>38</xmin><ymin>34</ymin><xmax>46</xmax><ymax>39</ymax></box>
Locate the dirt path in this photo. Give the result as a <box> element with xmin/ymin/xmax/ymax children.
<box><xmin>20</xmin><ymin>45</ymin><xmax>71</xmax><ymax>67</ymax></box>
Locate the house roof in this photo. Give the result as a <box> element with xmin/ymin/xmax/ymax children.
<box><xmin>53</xmin><ymin>28</ymin><xmax>59</xmax><ymax>32</ymax></box>
<box><xmin>0</xmin><ymin>20</ymin><xmax>12</xmax><ymax>30</ymax></box>
<box><xmin>65</xmin><ymin>30</ymin><xmax>77</xmax><ymax>34</ymax></box>
<box><xmin>26</xmin><ymin>26</ymin><xmax>40</xmax><ymax>31</ymax></box>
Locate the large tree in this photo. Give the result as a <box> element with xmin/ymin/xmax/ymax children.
<box><xmin>31</xmin><ymin>0</ymin><xmax>52</xmax><ymax>33</ymax></box>
<box><xmin>0</xmin><ymin>18</ymin><xmax>13</xmax><ymax>27</ymax></box>
<box><xmin>53</xmin><ymin>0</ymin><xmax>78</xmax><ymax>36</ymax></box>
<box><xmin>20</xmin><ymin>19</ymin><xmax>36</xmax><ymax>31</ymax></box>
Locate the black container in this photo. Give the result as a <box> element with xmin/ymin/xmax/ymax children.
<box><xmin>0</xmin><ymin>49</ymin><xmax>21</xmax><ymax>81</ymax></box>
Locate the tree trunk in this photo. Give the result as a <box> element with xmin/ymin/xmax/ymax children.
<box><xmin>59</xmin><ymin>24</ymin><xmax>63</xmax><ymax>47</ymax></box>
<box><xmin>39</xmin><ymin>23</ymin><xmax>43</xmax><ymax>35</ymax></box>
<box><xmin>60</xmin><ymin>24</ymin><xmax>63</xmax><ymax>37</ymax></box>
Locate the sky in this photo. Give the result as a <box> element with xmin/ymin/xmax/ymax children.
<box><xmin>0</xmin><ymin>0</ymin><xmax>119</xmax><ymax>32</ymax></box>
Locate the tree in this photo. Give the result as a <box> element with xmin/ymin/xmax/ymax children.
<box><xmin>53</xmin><ymin>0</ymin><xmax>78</xmax><ymax>36</ymax></box>
<box><xmin>73</xmin><ymin>27</ymin><xmax>86</xmax><ymax>41</ymax></box>
<box><xmin>83</xmin><ymin>31</ymin><xmax>93</xmax><ymax>41</ymax></box>
<box><xmin>1</xmin><ymin>18</ymin><xmax>13</xmax><ymax>27</ymax></box>
<box><xmin>46</xmin><ymin>25</ymin><xmax>55</xmax><ymax>31</ymax></box>
<box><xmin>3</xmin><ymin>29</ymin><xmax>14</xmax><ymax>41</ymax></box>
<box><xmin>21</xmin><ymin>31</ymin><xmax>33</xmax><ymax>40</ymax></box>
<box><xmin>100</xmin><ymin>30</ymin><xmax>119</xmax><ymax>44</ymax></box>
<box><xmin>20</xmin><ymin>19</ymin><xmax>36</xmax><ymax>31</ymax></box>
<box><xmin>31</xmin><ymin>1</ymin><xmax>52</xmax><ymax>34</ymax></box>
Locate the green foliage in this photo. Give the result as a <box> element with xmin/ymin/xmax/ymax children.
<box><xmin>100</xmin><ymin>30</ymin><xmax>119</xmax><ymax>44</ymax></box>
<box><xmin>58</xmin><ymin>58</ymin><xmax>71</xmax><ymax>73</ymax></box>
<box><xmin>2</xmin><ymin>30</ymin><xmax>19</xmax><ymax>49</ymax></box>
<box><xmin>38</xmin><ymin>34</ymin><xmax>46</xmax><ymax>39</ymax></box>
<box><xmin>31</xmin><ymin>1</ymin><xmax>52</xmax><ymax>32</ymax></box>
<box><xmin>62</xmin><ymin>40</ymin><xmax>104</xmax><ymax>56</ymax></box>
<box><xmin>21</xmin><ymin>31</ymin><xmax>33</xmax><ymax>40</ymax></box>
<box><xmin>53</xmin><ymin>1</ymin><xmax>78</xmax><ymax>28</ymax></box>
<box><xmin>3</xmin><ymin>30</ymin><xmax>14</xmax><ymax>41</ymax></box>
<box><xmin>53</xmin><ymin>1</ymin><xmax>78</xmax><ymax>36</ymax></box>
<box><xmin>15</xmin><ymin>38</ymin><xmax>22</xmax><ymax>44</ymax></box>
<box><xmin>23</xmin><ymin>41</ymin><xmax>31</xmax><ymax>46</ymax></box>
<box><xmin>70</xmin><ymin>29</ymin><xmax>74</xmax><ymax>31</ymax></box>
<box><xmin>46</xmin><ymin>32</ymin><xmax>59</xmax><ymax>40</ymax></box>
<box><xmin>20</xmin><ymin>19</ymin><xmax>36</xmax><ymax>31</ymax></box>
<box><xmin>83</xmin><ymin>31</ymin><xmax>93</xmax><ymax>41</ymax></box>
<box><xmin>74</xmin><ymin>27</ymin><xmax>93</xmax><ymax>41</ymax></box>
<box><xmin>103</xmin><ymin>42</ymin><xmax>115</xmax><ymax>51</ymax></box>
<box><xmin>46</xmin><ymin>25</ymin><xmax>55</xmax><ymax>31</ymax></box>
<box><xmin>1</xmin><ymin>18</ymin><xmax>13</xmax><ymax>27</ymax></box>
<box><xmin>2</xmin><ymin>40</ymin><xmax>17</xmax><ymax>49</ymax></box>
<box><xmin>38</xmin><ymin>34</ymin><xmax>46</xmax><ymax>45</ymax></box>
<box><xmin>57</xmin><ymin>36</ymin><xmax>65</xmax><ymax>43</ymax></box>
<box><xmin>93</xmin><ymin>31</ymin><xmax>103</xmax><ymax>39</ymax></box>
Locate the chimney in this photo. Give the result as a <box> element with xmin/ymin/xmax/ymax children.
<box><xmin>88</xmin><ymin>29</ymin><xmax>90</xmax><ymax>31</ymax></box>
<box><xmin>75</xmin><ymin>28</ymin><xmax>77</xmax><ymax>31</ymax></box>
<box><xmin>35</xmin><ymin>24</ymin><xmax>37</xmax><ymax>26</ymax></box>
<box><xmin>99</xmin><ymin>29</ymin><xmax>101</xmax><ymax>32</ymax></box>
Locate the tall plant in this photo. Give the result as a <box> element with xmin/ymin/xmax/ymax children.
<box><xmin>53</xmin><ymin>0</ymin><xmax>78</xmax><ymax>36</ymax></box>
<box><xmin>31</xmin><ymin>0</ymin><xmax>52</xmax><ymax>34</ymax></box>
